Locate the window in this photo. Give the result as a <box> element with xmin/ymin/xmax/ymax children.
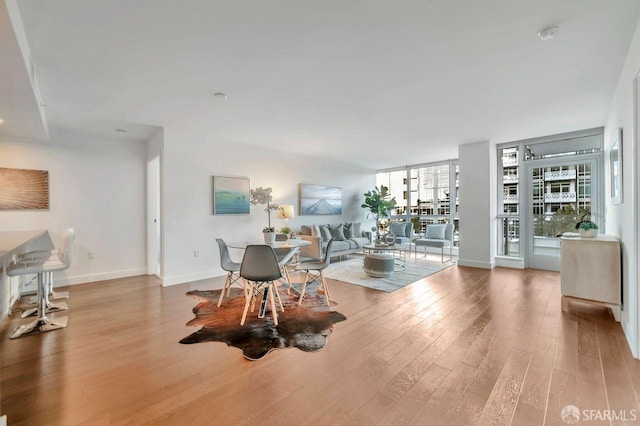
<box><xmin>376</xmin><ymin>160</ymin><xmax>459</xmax><ymax>246</ymax></box>
<box><xmin>497</xmin><ymin>128</ymin><xmax>603</xmax><ymax>265</ymax></box>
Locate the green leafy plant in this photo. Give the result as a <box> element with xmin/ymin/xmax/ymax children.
<box><xmin>280</xmin><ymin>226</ymin><xmax>292</xmax><ymax>235</ymax></box>
<box><xmin>361</xmin><ymin>185</ymin><xmax>397</xmax><ymax>243</ymax></box>
<box><xmin>578</xmin><ymin>221</ymin><xmax>598</xmax><ymax>231</ymax></box>
<box><xmin>575</xmin><ymin>213</ymin><xmax>598</xmax><ymax>231</ymax></box>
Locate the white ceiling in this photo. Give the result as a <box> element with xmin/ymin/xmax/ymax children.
<box><xmin>6</xmin><ymin>0</ymin><xmax>640</xmax><ymax>168</ymax></box>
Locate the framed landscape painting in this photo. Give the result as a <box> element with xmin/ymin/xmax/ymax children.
<box><xmin>0</xmin><ymin>167</ymin><xmax>49</xmax><ymax>209</ymax></box>
<box><xmin>212</xmin><ymin>176</ymin><xmax>250</xmax><ymax>215</ymax></box>
<box><xmin>299</xmin><ymin>183</ymin><xmax>342</xmax><ymax>215</ymax></box>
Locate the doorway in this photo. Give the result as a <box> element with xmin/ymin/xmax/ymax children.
<box><xmin>147</xmin><ymin>156</ymin><xmax>161</xmax><ymax>277</ymax></box>
<box><xmin>524</xmin><ymin>156</ymin><xmax>600</xmax><ymax>271</ymax></box>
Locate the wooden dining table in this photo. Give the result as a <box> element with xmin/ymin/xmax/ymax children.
<box><xmin>227</xmin><ymin>239</ymin><xmax>311</xmax><ymax>319</ymax></box>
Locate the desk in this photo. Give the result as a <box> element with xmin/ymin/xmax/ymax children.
<box><xmin>0</xmin><ymin>230</ymin><xmax>54</xmax><ymax>319</ymax></box>
<box><xmin>227</xmin><ymin>239</ymin><xmax>310</xmax><ymax>318</ymax></box>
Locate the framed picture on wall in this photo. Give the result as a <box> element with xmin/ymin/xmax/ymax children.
<box><xmin>299</xmin><ymin>183</ymin><xmax>342</xmax><ymax>215</ymax></box>
<box><xmin>610</xmin><ymin>128</ymin><xmax>623</xmax><ymax>205</ymax></box>
<box><xmin>212</xmin><ymin>176</ymin><xmax>250</xmax><ymax>215</ymax></box>
<box><xmin>0</xmin><ymin>167</ymin><xmax>49</xmax><ymax>209</ymax></box>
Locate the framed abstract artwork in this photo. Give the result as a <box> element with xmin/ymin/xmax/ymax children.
<box><xmin>299</xmin><ymin>183</ymin><xmax>342</xmax><ymax>215</ymax></box>
<box><xmin>0</xmin><ymin>167</ymin><xmax>49</xmax><ymax>209</ymax></box>
<box><xmin>610</xmin><ymin>128</ymin><xmax>623</xmax><ymax>205</ymax></box>
<box><xmin>212</xmin><ymin>176</ymin><xmax>250</xmax><ymax>215</ymax></box>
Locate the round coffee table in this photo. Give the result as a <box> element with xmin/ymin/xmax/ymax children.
<box><xmin>362</xmin><ymin>244</ymin><xmax>406</xmax><ymax>271</ymax></box>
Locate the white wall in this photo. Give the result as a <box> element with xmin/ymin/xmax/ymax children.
<box><xmin>458</xmin><ymin>140</ymin><xmax>497</xmax><ymax>269</ymax></box>
<box><xmin>0</xmin><ymin>129</ymin><xmax>147</xmax><ymax>285</ymax></box>
<box><xmin>604</xmin><ymin>18</ymin><xmax>640</xmax><ymax>358</ymax></box>
<box><xmin>161</xmin><ymin>126</ymin><xmax>375</xmax><ymax>285</ymax></box>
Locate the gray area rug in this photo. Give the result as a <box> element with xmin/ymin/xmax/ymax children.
<box><xmin>323</xmin><ymin>257</ymin><xmax>454</xmax><ymax>292</ymax></box>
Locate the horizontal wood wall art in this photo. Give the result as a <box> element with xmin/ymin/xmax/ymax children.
<box><xmin>0</xmin><ymin>167</ymin><xmax>49</xmax><ymax>210</ymax></box>
<box><xmin>299</xmin><ymin>183</ymin><xmax>342</xmax><ymax>215</ymax></box>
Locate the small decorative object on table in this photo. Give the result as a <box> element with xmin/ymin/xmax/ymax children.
<box><xmin>250</xmin><ymin>186</ymin><xmax>279</xmax><ymax>243</ymax></box>
<box><xmin>575</xmin><ymin>213</ymin><xmax>598</xmax><ymax>238</ymax></box>
<box><xmin>263</xmin><ymin>227</ymin><xmax>276</xmax><ymax>244</ymax></box>
<box><xmin>280</xmin><ymin>226</ymin><xmax>292</xmax><ymax>237</ymax></box>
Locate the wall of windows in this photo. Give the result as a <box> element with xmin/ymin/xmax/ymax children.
<box><xmin>376</xmin><ymin>160</ymin><xmax>459</xmax><ymax>246</ymax></box>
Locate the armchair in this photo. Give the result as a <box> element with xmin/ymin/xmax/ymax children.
<box><xmin>413</xmin><ymin>223</ymin><xmax>454</xmax><ymax>262</ymax></box>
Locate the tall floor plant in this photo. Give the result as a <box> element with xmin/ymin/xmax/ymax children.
<box><xmin>362</xmin><ymin>185</ymin><xmax>397</xmax><ymax>244</ymax></box>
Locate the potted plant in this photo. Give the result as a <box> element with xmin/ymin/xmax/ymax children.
<box><xmin>575</xmin><ymin>214</ymin><xmax>598</xmax><ymax>238</ymax></box>
<box><xmin>280</xmin><ymin>226</ymin><xmax>292</xmax><ymax>237</ymax></box>
<box><xmin>361</xmin><ymin>185</ymin><xmax>397</xmax><ymax>245</ymax></box>
<box><xmin>250</xmin><ymin>187</ymin><xmax>279</xmax><ymax>244</ymax></box>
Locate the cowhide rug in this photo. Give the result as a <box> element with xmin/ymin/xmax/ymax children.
<box><xmin>179</xmin><ymin>287</ymin><xmax>347</xmax><ymax>360</ymax></box>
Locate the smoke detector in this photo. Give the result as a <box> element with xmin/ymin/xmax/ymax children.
<box><xmin>538</xmin><ymin>25</ymin><xmax>560</xmax><ymax>41</ymax></box>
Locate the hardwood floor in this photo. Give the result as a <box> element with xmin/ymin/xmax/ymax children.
<box><xmin>1</xmin><ymin>260</ymin><xmax>639</xmax><ymax>425</ymax></box>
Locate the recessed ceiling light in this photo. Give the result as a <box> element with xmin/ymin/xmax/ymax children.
<box><xmin>0</xmin><ymin>118</ymin><xmax>4</xmax><ymax>124</ymax></box>
<box><xmin>115</xmin><ymin>128</ymin><xmax>127</xmax><ymax>133</ymax></box>
<box><xmin>213</xmin><ymin>92</ymin><xmax>228</xmax><ymax>99</ymax></box>
<box><xmin>538</xmin><ymin>25</ymin><xmax>560</xmax><ymax>41</ymax></box>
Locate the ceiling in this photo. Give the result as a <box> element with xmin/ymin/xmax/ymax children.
<box><xmin>4</xmin><ymin>0</ymin><xmax>640</xmax><ymax>168</ymax></box>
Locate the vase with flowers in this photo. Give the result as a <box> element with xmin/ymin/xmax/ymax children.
<box><xmin>250</xmin><ymin>186</ymin><xmax>279</xmax><ymax>244</ymax></box>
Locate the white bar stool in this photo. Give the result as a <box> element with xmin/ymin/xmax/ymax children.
<box><xmin>6</xmin><ymin>229</ymin><xmax>75</xmax><ymax>339</ymax></box>
<box><xmin>15</xmin><ymin>246</ymin><xmax>71</xmax><ymax>316</ymax></box>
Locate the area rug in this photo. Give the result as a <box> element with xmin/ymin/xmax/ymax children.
<box><xmin>323</xmin><ymin>257</ymin><xmax>454</xmax><ymax>292</ymax></box>
<box><xmin>180</xmin><ymin>288</ymin><xmax>346</xmax><ymax>360</ymax></box>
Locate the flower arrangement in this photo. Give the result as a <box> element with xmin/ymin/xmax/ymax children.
<box><xmin>250</xmin><ymin>187</ymin><xmax>279</xmax><ymax>233</ymax></box>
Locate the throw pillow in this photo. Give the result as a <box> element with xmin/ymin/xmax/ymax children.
<box><xmin>300</xmin><ymin>225</ymin><xmax>312</xmax><ymax>236</ymax></box>
<box><xmin>329</xmin><ymin>224</ymin><xmax>345</xmax><ymax>241</ymax></box>
<box><xmin>319</xmin><ymin>224</ymin><xmax>332</xmax><ymax>240</ymax></box>
<box><xmin>351</xmin><ymin>222</ymin><xmax>362</xmax><ymax>237</ymax></box>
<box><xmin>311</xmin><ymin>225</ymin><xmax>321</xmax><ymax>237</ymax></box>
<box><xmin>343</xmin><ymin>223</ymin><xmax>354</xmax><ymax>239</ymax></box>
<box><xmin>405</xmin><ymin>222</ymin><xmax>414</xmax><ymax>238</ymax></box>
<box><xmin>425</xmin><ymin>224</ymin><xmax>446</xmax><ymax>240</ymax></box>
<box><xmin>389</xmin><ymin>222</ymin><xmax>406</xmax><ymax>238</ymax></box>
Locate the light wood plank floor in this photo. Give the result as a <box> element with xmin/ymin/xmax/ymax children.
<box><xmin>1</xmin><ymin>260</ymin><xmax>639</xmax><ymax>425</ymax></box>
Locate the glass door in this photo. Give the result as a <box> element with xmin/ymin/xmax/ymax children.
<box><xmin>525</xmin><ymin>157</ymin><xmax>600</xmax><ymax>271</ymax></box>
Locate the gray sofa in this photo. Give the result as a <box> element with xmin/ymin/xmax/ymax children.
<box><xmin>298</xmin><ymin>222</ymin><xmax>370</xmax><ymax>260</ymax></box>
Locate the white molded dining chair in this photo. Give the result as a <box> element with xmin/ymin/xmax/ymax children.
<box><xmin>239</xmin><ymin>245</ymin><xmax>284</xmax><ymax>326</ymax></box>
<box><xmin>295</xmin><ymin>239</ymin><xmax>335</xmax><ymax>306</ymax></box>
<box><xmin>215</xmin><ymin>238</ymin><xmax>245</xmax><ymax>307</ymax></box>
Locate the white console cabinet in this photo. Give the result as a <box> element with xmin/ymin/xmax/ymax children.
<box><xmin>560</xmin><ymin>235</ymin><xmax>621</xmax><ymax>320</ymax></box>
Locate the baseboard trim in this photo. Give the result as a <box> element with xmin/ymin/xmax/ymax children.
<box><xmin>621</xmin><ymin>314</ymin><xmax>639</xmax><ymax>359</ymax></box>
<box><xmin>53</xmin><ymin>268</ymin><xmax>148</xmax><ymax>286</ymax></box>
<box><xmin>494</xmin><ymin>256</ymin><xmax>525</xmax><ymax>269</ymax></box>
<box><xmin>457</xmin><ymin>259</ymin><xmax>495</xmax><ymax>269</ymax></box>
<box><xmin>162</xmin><ymin>268</ymin><xmax>226</xmax><ymax>287</ymax></box>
